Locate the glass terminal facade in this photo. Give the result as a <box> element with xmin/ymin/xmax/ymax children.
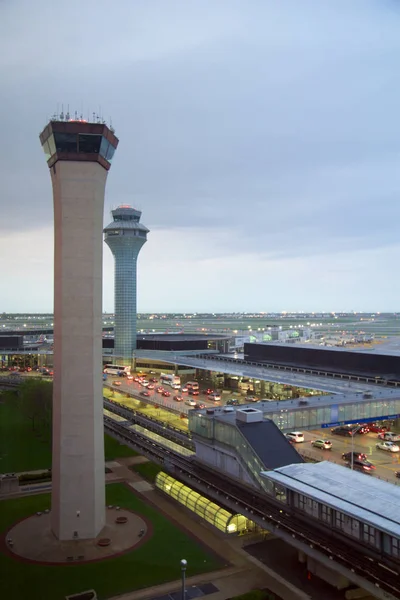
<box><xmin>261</xmin><ymin>396</ymin><xmax>400</xmax><ymax>431</ymax></box>
<box><xmin>104</xmin><ymin>206</ymin><xmax>149</xmax><ymax>363</ymax></box>
<box><xmin>155</xmin><ymin>472</ymin><xmax>254</xmax><ymax>534</ymax></box>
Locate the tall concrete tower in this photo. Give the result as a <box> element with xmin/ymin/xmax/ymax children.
<box><xmin>39</xmin><ymin>115</ymin><xmax>118</xmax><ymax>540</ymax></box>
<box><xmin>104</xmin><ymin>206</ymin><xmax>149</xmax><ymax>362</ymax></box>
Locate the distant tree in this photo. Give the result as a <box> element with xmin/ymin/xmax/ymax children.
<box><xmin>19</xmin><ymin>379</ymin><xmax>52</xmax><ymax>433</ymax></box>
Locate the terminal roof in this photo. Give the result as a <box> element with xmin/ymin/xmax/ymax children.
<box><xmin>238</xmin><ymin>420</ymin><xmax>304</xmax><ymax>469</ymax></box>
<box><xmin>261</xmin><ymin>461</ymin><xmax>400</xmax><ymax>537</ymax></box>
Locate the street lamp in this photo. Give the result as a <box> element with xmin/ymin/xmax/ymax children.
<box><xmin>180</xmin><ymin>559</ymin><xmax>187</xmax><ymax>600</ymax></box>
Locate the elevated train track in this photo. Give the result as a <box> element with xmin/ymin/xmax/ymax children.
<box><xmin>103</xmin><ymin>398</ymin><xmax>194</xmax><ymax>450</ymax></box>
<box><xmin>104</xmin><ymin>418</ymin><xmax>400</xmax><ymax>600</ymax></box>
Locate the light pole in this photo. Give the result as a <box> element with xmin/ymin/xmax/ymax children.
<box><xmin>351</xmin><ymin>429</ymin><xmax>354</xmax><ymax>470</ymax></box>
<box><xmin>180</xmin><ymin>559</ymin><xmax>187</xmax><ymax>600</ymax></box>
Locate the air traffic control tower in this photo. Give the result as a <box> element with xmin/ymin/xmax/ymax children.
<box><xmin>104</xmin><ymin>206</ymin><xmax>149</xmax><ymax>363</ymax></box>
<box><xmin>40</xmin><ymin>113</ymin><xmax>118</xmax><ymax>540</ymax></box>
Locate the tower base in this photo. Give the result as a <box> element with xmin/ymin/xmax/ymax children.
<box><xmin>4</xmin><ymin>507</ymin><xmax>150</xmax><ymax>564</ymax></box>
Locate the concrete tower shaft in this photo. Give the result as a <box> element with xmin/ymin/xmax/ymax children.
<box><xmin>40</xmin><ymin>117</ymin><xmax>118</xmax><ymax>541</ymax></box>
<box><xmin>104</xmin><ymin>206</ymin><xmax>149</xmax><ymax>361</ymax></box>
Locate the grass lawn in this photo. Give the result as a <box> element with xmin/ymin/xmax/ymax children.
<box><xmin>0</xmin><ymin>483</ymin><xmax>223</xmax><ymax>600</ymax></box>
<box><xmin>130</xmin><ymin>461</ymin><xmax>162</xmax><ymax>482</ymax></box>
<box><xmin>0</xmin><ymin>392</ymin><xmax>137</xmax><ymax>473</ymax></box>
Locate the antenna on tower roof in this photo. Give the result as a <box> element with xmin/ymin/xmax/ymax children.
<box><xmin>66</xmin><ymin>105</ymin><xmax>70</xmax><ymax>121</ymax></box>
<box><xmin>60</xmin><ymin>104</ymin><xmax>64</xmax><ymax>121</ymax></box>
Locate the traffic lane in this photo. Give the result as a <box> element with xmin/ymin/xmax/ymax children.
<box><xmin>107</xmin><ymin>376</ymin><xmax>233</xmax><ymax>409</ymax></box>
<box><xmin>300</xmin><ymin>430</ymin><xmax>400</xmax><ymax>483</ymax></box>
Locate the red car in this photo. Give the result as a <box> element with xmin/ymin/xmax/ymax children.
<box><xmin>174</xmin><ymin>395</ymin><xmax>184</xmax><ymax>402</ymax></box>
<box><xmin>195</xmin><ymin>403</ymin><xmax>206</xmax><ymax>410</ymax></box>
<box><xmin>149</xmin><ymin>377</ymin><xmax>158</xmax><ymax>383</ymax></box>
<box><xmin>367</xmin><ymin>423</ymin><xmax>388</xmax><ymax>433</ymax></box>
<box><xmin>202</xmin><ymin>388</ymin><xmax>213</xmax><ymax>395</ymax></box>
<box><xmin>147</xmin><ymin>384</ymin><xmax>155</xmax><ymax>390</ymax></box>
<box><xmin>156</xmin><ymin>386</ymin><xmax>164</xmax><ymax>393</ymax></box>
<box><xmin>140</xmin><ymin>390</ymin><xmax>150</xmax><ymax>397</ymax></box>
<box><xmin>162</xmin><ymin>390</ymin><xmax>171</xmax><ymax>397</ymax></box>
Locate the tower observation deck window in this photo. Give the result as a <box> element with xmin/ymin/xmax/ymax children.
<box><xmin>100</xmin><ymin>136</ymin><xmax>116</xmax><ymax>162</ymax></box>
<box><xmin>54</xmin><ymin>132</ymin><xmax>78</xmax><ymax>153</ymax></box>
<box><xmin>78</xmin><ymin>133</ymin><xmax>102</xmax><ymax>153</ymax></box>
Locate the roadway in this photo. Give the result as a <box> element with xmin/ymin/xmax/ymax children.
<box><xmin>297</xmin><ymin>429</ymin><xmax>400</xmax><ymax>484</ymax></box>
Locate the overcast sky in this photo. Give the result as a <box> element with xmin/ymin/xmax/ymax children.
<box><xmin>1</xmin><ymin>0</ymin><xmax>400</xmax><ymax>313</ymax></box>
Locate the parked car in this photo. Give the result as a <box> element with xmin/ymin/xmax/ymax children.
<box><xmin>113</xmin><ymin>381</ymin><xmax>122</xmax><ymax>387</ymax></box>
<box><xmin>311</xmin><ymin>439</ymin><xmax>332</xmax><ymax>450</ymax></box>
<box><xmin>342</xmin><ymin>451</ymin><xmax>367</xmax><ymax>462</ymax></box>
<box><xmin>355</xmin><ymin>425</ymin><xmax>370</xmax><ymax>434</ymax></box>
<box><xmin>173</xmin><ymin>395</ymin><xmax>184</xmax><ymax>402</ymax></box>
<box><xmin>286</xmin><ymin>432</ymin><xmax>305</xmax><ymax>443</ymax></box>
<box><xmin>331</xmin><ymin>426</ymin><xmax>356</xmax><ymax>437</ymax></box>
<box><xmin>376</xmin><ymin>441</ymin><xmax>400</xmax><ymax>453</ymax></box>
<box><xmin>367</xmin><ymin>423</ymin><xmax>388</xmax><ymax>434</ymax></box>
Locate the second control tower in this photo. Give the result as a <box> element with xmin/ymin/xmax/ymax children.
<box><xmin>104</xmin><ymin>206</ymin><xmax>149</xmax><ymax>363</ymax></box>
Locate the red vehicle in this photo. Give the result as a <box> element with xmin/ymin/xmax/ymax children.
<box><xmin>174</xmin><ymin>395</ymin><xmax>184</xmax><ymax>402</ymax></box>
<box><xmin>188</xmin><ymin>389</ymin><xmax>199</xmax><ymax>396</ymax></box>
<box><xmin>202</xmin><ymin>388</ymin><xmax>213</xmax><ymax>395</ymax></box>
<box><xmin>149</xmin><ymin>377</ymin><xmax>158</xmax><ymax>383</ymax></box>
<box><xmin>195</xmin><ymin>403</ymin><xmax>206</xmax><ymax>410</ymax></box>
<box><xmin>147</xmin><ymin>384</ymin><xmax>155</xmax><ymax>390</ymax></box>
<box><xmin>140</xmin><ymin>390</ymin><xmax>150</xmax><ymax>397</ymax></box>
<box><xmin>162</xmin><ymin>390</ymin><xmax>171</xmax><ymax>397</ymax></box>
<box><xmin>367</xmin><ymin>423</ymin><xmax>388</xmax><ymax>434</ymax></box>
<box><xmin>156</xmin><ymin>386</ymin><xmax>164</xmax><ymax>393</ymax></box>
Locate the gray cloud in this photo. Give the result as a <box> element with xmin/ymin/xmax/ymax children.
<box><xmin>1</xmin><ymin>0</ymin><xmax>400</xmax><ymax>310</ymax></box>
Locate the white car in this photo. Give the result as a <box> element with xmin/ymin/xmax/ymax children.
<box><xmin>185</xmin><ymin>399</ymin><xmax>197</xmax><ymax>407</ymax></box>
<box><xmin>311</xmin><ymin>439</ymin><xmax>332</xmax><ymax>450</ymax></box>
<box><xmin>208</xmin><ymin>392</ymin><xmax>221</xmax><ymax>401</ymax></box>
<box><xmin>126</xmin><ymin>374</ymin><xmax>133</xmax><ymax>380</ymax></box>
<box><xmin>245</xmin><ymin>396</ymin><xmax>258</xmax><ymax>403</ymax></box>
<box><xmin>286</xmin><ymin>431</ymin><xmax>305</xmax><ymax>443</ymax></box>
<box><xmin>140</xmin><ymin>380</ymin><xmax>149</xmax><ymax>387</ymax></box>
<box><xmin>376</xmin><ymin>441</ymin><xmax>400</xmax><ymax>453</ymax></box>
<box><xmin>378</xmin><ymin>432</ymin><xmax>400</xmax><ymax>442</ymax></box>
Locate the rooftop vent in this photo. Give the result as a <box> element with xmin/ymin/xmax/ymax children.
<box><xmin>236</xmin><ymin>408</ymin><xmax>263</xmax><ymax>424</ymax></box>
